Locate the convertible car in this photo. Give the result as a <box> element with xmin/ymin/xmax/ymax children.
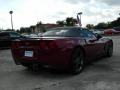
<box><xmin>11</xmin><ymin>27</ymin><xmax>113</xmax><ymax>74</ymax></box>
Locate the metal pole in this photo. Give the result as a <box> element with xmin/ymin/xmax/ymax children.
<box><xmin>9</xmin><ymin>11</ymin><xmax>14</xmax><ymax>30</ymax></box>
<box><xmin>77</xmin><ymin>12</ymin><xmax>82</xmax><ymax>28</ymax></box>
<box><xmin>79</xmin><ymin>14</ymin><xmax>82</xmax><ymax>28</ymax></box>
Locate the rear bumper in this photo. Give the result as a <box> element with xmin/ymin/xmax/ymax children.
<box><xmin>11</xmin><ymin>49</ymin><xmax>72</xmax><ymax>69</ymax></box>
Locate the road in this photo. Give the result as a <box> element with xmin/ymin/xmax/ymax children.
<box><xmin>0</xmin><ymin>36</ymin><xmax>120</xmax><ymax>90</ymax></box>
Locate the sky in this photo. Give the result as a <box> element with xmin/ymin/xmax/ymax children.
<box><xmin>0</xmin><ymin>0</ymin><xmax>120</xmax><ymax>29</ymax></box>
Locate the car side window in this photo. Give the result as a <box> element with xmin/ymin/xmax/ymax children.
<box><xmin>80</xmin><ymin>29</ymin><xmax>96</xmax><ymax>39</ymax></box>
<box><xmin>65</xmin><ymin>29</ymin><xmax>81</xmax><ymax>37</ymax></box>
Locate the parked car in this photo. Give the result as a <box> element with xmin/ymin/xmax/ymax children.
<box><xmin>11</xmin><ymin>27</ymin><xmax>113</xmax><ymax>74</ymax></box>
<box><xmin>113</xmin><ymin>27</ymin><xmax>120</xmax><ymax>31</ymax></box>
<box><xmin>104</xmin><ymin>29</ymin><xmax>120</xmax><ymax>35</ymax></box>
<box><xmin>0</xmin><ymin>31</ymin><xmax>24</xmax><ymax>49</ymax></box>
<box><xmin>92</xmin><ymin>29</ymin><xmax>104</xmax><ymax>35</ymax></box>
<box><xmin>21</xmin><ymin>33</ymin><xmax>30</xmax><ymax>38</ymax></box>
<box><xmin>37</xmin><ymin>33</ymin><xmax>43</xmax><ymax>37</ymax></box>
<box><xmin>29</xmin><ymin>33</ymin><xmax>38</xmax><ymax>38</ymax></box>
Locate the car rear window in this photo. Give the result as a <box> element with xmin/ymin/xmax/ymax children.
<box><xmin>42</xmin><ymin>28</ymin><xmax>82</xmax><ymax>37</ymax></box>
<box><xmin>43</xmin><ymin>29</ymin><xmax>68</xmax><ymax>37</ymax></box>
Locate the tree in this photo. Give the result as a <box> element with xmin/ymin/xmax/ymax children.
<box><xmin>20</xmin><ymin>27</ymin><xmax>25</xmax><ymax>33</ymax></box>
<box><xmin>20</xmin><ymin>27</ymin><xmax>30</xmax><ymax>34</ymax></box>
<box><xmin>93</xmin><ymin>17</ymin><xmax>120</xmax><ymax>29</ymax></box>
<box><xmin>56</xmin><ymin>17</ymin><xmax>77</xmax><ymax>26</ymax></box>
<box><xmin>65</xmin><ymin>17</ymin><xmax>77</xmax><ymax>26</ymax></box>
<box><xmin>30</xmin><ymin>25</ymin><xmax>35</xmax><ymax>33</ymax></box>
<box><xmin>86</xmin><ymin>24</ymin><xmax>94</xmax><ymax>29</ymax></box>
<box><xmin>94</xmin><ymin>22</ymin><xmax>108</xmax><ymax>29</ymax></box>
<box><xmin>36</xmin><ymin>21</ymin><xmax>42</xmax><ymax>27</ymax></box>
<box><xmin>26</xmin><ymin>27</ymin><xmax>31</xmax><ymax>34</ymax></box>
<box><xmin>56</xmin><ymin>21</ymin><xmax>65</xmax><ymax>26</ymax></box>
<box><xmin>16</xmin><ymin>29</ymin><xmax>20</xmax><ymax>33</ymax></box>
<box><xmin>109</xmin><ymin>18</ymin><xmax>120</xmax><ymax>28</ymax></box>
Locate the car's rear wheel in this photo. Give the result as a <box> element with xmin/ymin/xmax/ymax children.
<box><xmin>71</xmin><ymin>48</ymin><xmax>85</xmax><ymax>74</ymax></box>
<box><xmin>21</xmin><ymin>63</ymin><xmax>38</xmax><ymax>71</ymax></box>
<box><xmin>21</xmin><ymin>63</ymin><xmax>32</xmax><ymax>68</ymax></box>
<box><xmin>105</xmin><ymin>43</ymin><xmax>113</xmax><ymax>57</ymax></box>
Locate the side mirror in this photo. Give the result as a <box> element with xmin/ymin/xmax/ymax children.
<box><xmin>96</xmin><ymin>34</ymin><xmax>102</xmax><ymax>40</ymax></box>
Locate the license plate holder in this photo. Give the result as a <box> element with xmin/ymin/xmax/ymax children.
<box><xmin>24</xmin><ymin>51</ymin><xmax>33</xmax><ymax>57</ymax></box>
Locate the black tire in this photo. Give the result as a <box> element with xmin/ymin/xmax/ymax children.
<box><xmin>21</xmin><ymin>63</ymin><xmax>31</xmax><ymax>68</ymax></box>
<box><xmin>21</xmin><ymin>63</ymin><xmax>30</xmax><ymax>67</ymax></box>
<box><xmin>21</xmin><ymin>63</ymin><xmax>35</xmax><ymax>70</ymax></box>
<box><xmin>105</xmin><ymin>43</ymin><xmax>113</xmax><ymax>57</ymax></box>
<box><xmin>71</xmin><ymin>48</ymin><xmax>85</xmax><ymax>74</ymax></box>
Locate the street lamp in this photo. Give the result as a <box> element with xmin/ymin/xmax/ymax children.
<box><xmin>9</xmin><ymin>11</ymin><xmax>14</xmax><ymax>30</ymax></box>
<box><xmin>77</xmin><ymin>12</ymin><xmax>82</xmax><ymax>27</ymax></box>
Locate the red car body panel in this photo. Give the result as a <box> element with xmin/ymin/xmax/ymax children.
<box><xmin>11</xmin><ymin>35</ymin><xmax>110</xmax><ymax>70</ymax></box>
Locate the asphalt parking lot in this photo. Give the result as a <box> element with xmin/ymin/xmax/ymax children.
<box><xmin>0</xmin><ymin>36</ymin><xmax>120</xmax><ymax>90</ymax></box>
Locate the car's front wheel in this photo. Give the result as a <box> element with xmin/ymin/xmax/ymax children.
<box><xmin>71</xmin><ymin>48</ymin><xmax>85</xmax><ymax>74</ymax></box>
<box><xmin>105</xmin><ymin>43</ymin><xmax>113</xmax><ymax>57</ymax></box>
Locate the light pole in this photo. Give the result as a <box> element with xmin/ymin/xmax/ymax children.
<box><xmin>77</xmin><ymin>12</ymin><xmax>82</xmax><ymax>27</ymax></box>
<box><xmin>9</xmin><ymin>11</ymin><xmax>14</xmax><ymax>30</ymax></box>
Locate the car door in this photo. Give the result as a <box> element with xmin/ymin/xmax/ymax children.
<box><xmin>80</xmin><ymin>29</ymin><xmax>100</xmax><ymax>60</ymax></box>
<box><xmin>94</xmin><ymin>34</ymin><xmax>105</xmax><ymax>56</ymax></box>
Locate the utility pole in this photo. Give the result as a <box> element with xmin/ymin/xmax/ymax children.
<box><xmin>9</xmin><ymin>11</ymin><xmax>14</xmax><ymax>30</ymax></box>
<box><xmin>77</xmin><ymin>12</ymin><xmax>82</xmax><ymax>28</ymax></box>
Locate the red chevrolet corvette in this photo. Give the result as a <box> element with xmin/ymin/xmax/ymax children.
<box><xmin>11</xmin><ymin>27</ymin><xmax>113</xmax><ymax>74</ymax></box>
